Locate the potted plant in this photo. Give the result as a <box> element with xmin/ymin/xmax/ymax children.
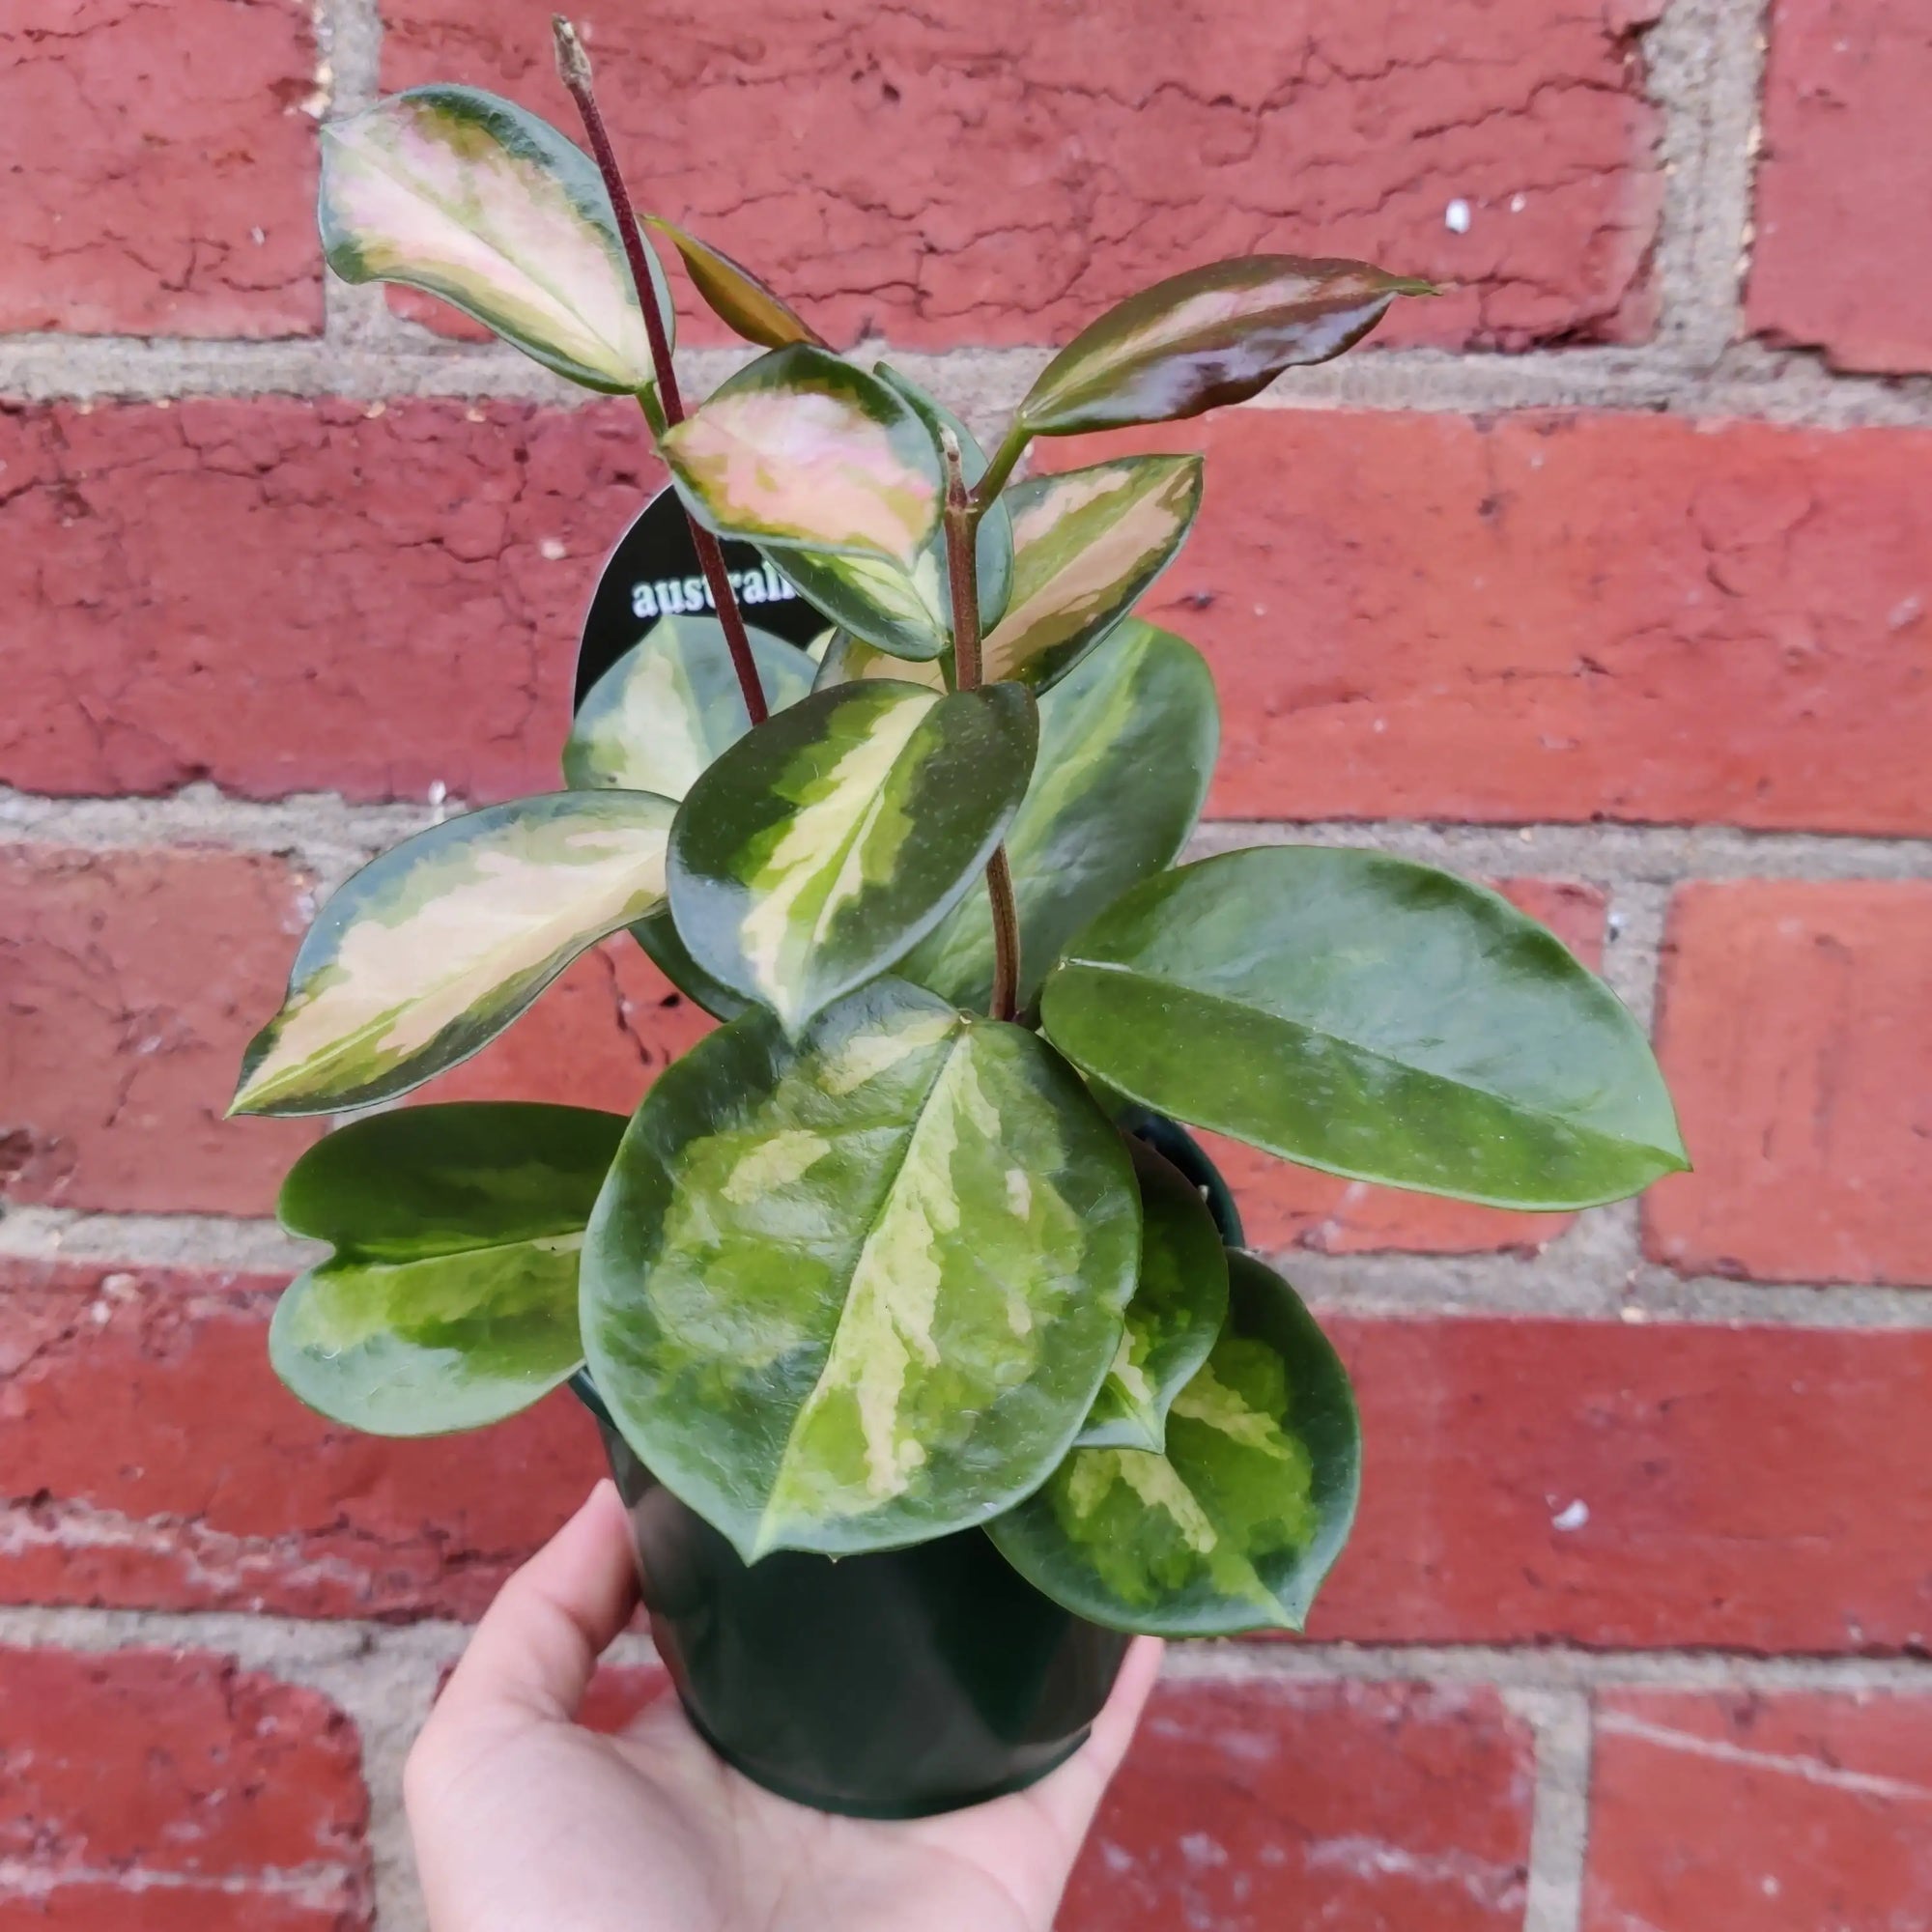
<box><xmin>230</xmin><ymin>24</ymin><xmax>1688</xmax><ymax>1818</ymax></box>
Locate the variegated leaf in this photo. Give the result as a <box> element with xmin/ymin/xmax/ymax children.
<box><xmin>645</xmin><ymin>216</ymin><xmax>826</xmax><ymax>350</ymax></box>
<box><xmin>581</xmin><ymin>980</ymin><xmax>1140</xmax><ymax>1560</ymax></box>
<box><xmin>1017</xmin><ymin>254</ymin><xmax>1434</xmax><ymax>435</ymax></box>
<box><xmin>981</xmin><ymin>457</ymin><xmax>1202</xmax><ymax>691</ymax></box>
<box><xmin>769</xmin><ymin>543</ymin><xmax>952</xmax><ymax>663</ymax></box>
<box><xmin>563</xmin><ymin>614</ymin><xmax>817</xmax><ymax>801</ymax></box>
<box><xmin>319</xmin><ymin>87</ymin><xmax>668</xmax><ymax>395</ymax></box>
<box><xmin>901</xmin><ymin>620</ymin><xmax>1216</xmax><ymax>1010</ymax></box>
<box><xmin>233</xmin><ymin>792</ymin><xmax>675</xmax><ymax>1116</ymax></box>
<box><xmin>1039</xmin><ymin>847</ymin><xmax>1689</xmax><ymax>1208</ymax></box>
<box><xmin>661</xmin><ymin>346</ymin><xmax>944</xmax><ymax>567</ymax></box>
<box><xmin>811</xmin><ymin>629</ymin><xmax>948</xmax><ymax>694</ymax></box>
<box><xmin>989</xmin><ymin>1251</ymin><xmax>1360</xmax><ymax>1634</ymax></box>
<box><xmin>271</xmin><ymin>1104</ymin><xmax>622</xmax><ymax>1435</ymax></box>
<box><xmin>1077</xmin><ymin>1139</ymin><xmax>1230</xmax><ymax>1453</ymax></box>
<box><xmin>668</xmin><ymin>681</ymin><xmax>1037</xmax><ymax>1033</ymax></box>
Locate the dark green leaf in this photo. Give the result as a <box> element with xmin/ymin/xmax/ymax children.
<box><xmin>668</xmin><ymin>681</ymin><xmax>1037</xmax><ymax>1032</ymax></box>
<box><xmin>270</xmin><ymin>1103</ymin><xmax>622</xmax><ymax>1435</ymax></box>
<box><xmin>988</xmin><ymin>1250</ymin><xmax>1360</xmax><ymax>1634</ymax></box>
<box><xmin>645</xmin><ymin>216</ymin><xmax>826</xmax><ymax>349</ymax></box>
<box><xmin>631</xmin><ymin>905</ymin><xmax>754</xmax><ymax>1023</ymax></box>
<box><xmin>581</xmin><ymin>980</ymin><xmax>1140</xmax><ymax>1560</ymax></box>
<box><xmin>901</xmin><ymin>620</ymin><xmax>1216</xmax><ymax>1010</ymax></box>
<box><xmin>1077</xmin><ymin>1139</ymin><xmax>1230</xmax><ymax>1453</ymax></box>
<box><xmin>1018</xmin><ymin>255</ymin><xmax>1434</xmax><ymax>436</ymax></box>
<box><xmin>1039</xmin><ymin>847</ymin><xmax>1688</xmax><ymax>1208</ymax></box>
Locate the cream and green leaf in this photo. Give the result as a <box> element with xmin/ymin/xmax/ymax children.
<box><xmin>1039</xmin><ymin>847</ymin><xmax>1690</xmax><ymax>1208</ymax></box>
<box><xmin>645</xmin><ymin>216</ymin><xmax>826</xmax><ymax>350</ymax></box>
<box><xmin>581</xmin><ymin>980</ymin><xmax>1141</xmax><ymax>1561</ymax></box>
<box><xmin>668</xmin><ymin>682</ymin><xmax>1037</xmax><ymax>1032</ymax></box>
<box><xmin>901</xmin><ymin>620</ymin><xmax>1216</xmax><ymax>1010</ymax></box>
<box><xmin>660</xmin><ymin>348</ymin><xmax>946</xmax><ymax>662</ymax></box>
<box><xmin>233</xmin><ymin>792</ymin><xmax>675</xmax><ymax>1117</ymax></box>
<box><xmin>1016</xmin><ymin>254</ymin><xmax>1434</xmax><ymax>436</ymax></box>
<box><xmin>563</xmin><ymin>615</ymin><xmax>817</xmax><ymax>800</ymax></box>
<box><xmin>319</xmin><ymin>87</ymin><xmax>667</xmax><ymax>395</ymax></box>
<box><xmin>1077</xmin><ymin>1139</ymin><xmax>1229</xmax><ymax>1454</ymax></box>
<box><xmin>980</xmin><ymin>457</ymin><xmax>1202</xmax><ymax>691</ymax></box>
<box><xmin>988</xmin><ymin>1250</ymin><xmax>1359</xmax><ymax>1634</ymax></box>
<box><xmin>271</xmin><ymin>1104</ymin><xmax>622</xmax><ymax>1435</ymax></box>
<box><xmin>812</xmin><ymin>629</ymin><xmax>948</xmax><ymax>695</ymax></box>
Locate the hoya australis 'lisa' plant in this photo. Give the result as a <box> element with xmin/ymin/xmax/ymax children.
<box><xmin>231</xmin><ymin>23</ymin><xmax>1687</xmax><ymax>1813</ymax></box>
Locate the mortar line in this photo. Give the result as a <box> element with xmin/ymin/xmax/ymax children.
<box><xmin>1512</xmin><ymin>1688</ymin><xmax>1594</xmax><ymax>1932</ymax></box>
<box><xmin>2</xmin><ymin>334</ymin><xmax>1930</xmax><ymax>428</ymax></box>
<box><xmin>6</xmin><ymin>1202</ymin><xmax>1930</xmax><ymax>1326</ymax></box>
<box><xmin>7</xmin><ymin>790</ymin><xmax>1931</xmax><ymax>885</ymax></box>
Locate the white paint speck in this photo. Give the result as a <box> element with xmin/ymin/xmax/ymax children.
<box><xmin>427</xmin><ymin>781</ymin><xmax>447</xmax><ymax>808</ymax></box>
<box><xmin>540</xmin><ymin>537</ymin><xmax>567</xmax><ymax>561</ymax></box>
<box><xmin>1445</xmin><ymin>198</ymin><xmax>1472</xmax><ymax>235</ymax></box>
<box><xmin>1552</xmin><ymin>1498</ymin><xmax>1590</xmax><ymax>1532</ymax></box>
<box><xmin>250</xmin><ymin>226</ymin><xmax>267</xmax><ymax>245</ymax></box>
<box><xmin>1510</xmin><ymin>192</ymin><xmax>1528</xmax><ymax>214</ymax></box>
<box><xmin>1763</xmin><ymin>1876</ymin><xmax>1781</xmax><ymax>1897</ymax></box>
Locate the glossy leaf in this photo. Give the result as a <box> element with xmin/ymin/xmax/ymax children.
<box><xmin>1077</xmin><ymin>1139</ymin><xmax>1230</xmax><ymax>1453</ymax></box>
<box><xmin>901</xmin><ymin>620</ymin><xmax>1216</xmax><ymax>1010</ymax></box>
<box><xmin>632</xmin><ymin>906</ymin><xmax>753</xmax><ymax>1023</ymax></box>
<box><xmin>271</xmin><ymin>1103</ymin><xmax>623</xmax><ymax>1435</ymax></box>
<box><xmin>645</xmin><ymin>216</ymin><xmax>826</xmax><ymax>349</ymax></box>
<box><xmin>811</xmin><ymin>628</ymin><xmax>947</xmax><ymax>694</ymax></box>
<box><xmin>874</xmin><ymin>363</ymin><xmax>1014</xmax><ymax>637</ymax></box>
<box><xmin>563</xmin><ymin>614</ymin><xmax>817</xmax><ymax>801</ymax></box>
<box><xmin>989</xmin><ymin>1251</ymin><xmax>1360</xmax><ymax>1634</ymax></box>
<box><xmin>760</xmin><ymin>540</ymin><xmax>952</xmax><ymax>662</ymax></box>
<box><xmin>1017</xmin><ymin>254</ymin><xmax>1433</xmax><ymax>435</ymax></box>
<box><xmin>980</xmin><ymin>457</ymin><xmax>1203</xmax><ymax>691</ymax></box>
<box><xmin>233</xmin><ymin>792</ymin><xmax>674</xmax><ymax>1116</ymax></box>
<box><xmin>319</xmin><ymin>87</ymin><xmax>667</xmax><ymax>395</ymax></box>
<box><xmin>668</xmin><ymin>681</ymin><xmax>1037</xmax><ymax>1032</ymax></box>
<box><xmin>581</xmin><ymin>980</ymin><xmax>1141</xmax><ymax>1560</ymax></box>
<box><xmin>661</xmin><ymin>346</ymin><xmax>944</xmax><ymax>565</ymax></box>
<box><xmin>1040</xmin><ymin>848</ymin><xmax>1689</xmax><ymax>1209</ymax></box>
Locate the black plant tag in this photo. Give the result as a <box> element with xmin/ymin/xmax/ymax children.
<box><xmin>573</xmin><ymin>485</ymin><xmax>825</xmax><ymax>710</ymax></box>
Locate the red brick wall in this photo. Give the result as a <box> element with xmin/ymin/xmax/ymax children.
<box><xmin>2</xmin><ymin>2</ymin><xmax>1928</xmax><ymax>1928</ymax></box>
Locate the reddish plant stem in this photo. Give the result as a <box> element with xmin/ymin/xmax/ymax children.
<box><xmin>554</xmin><ymin>16</ymin><xmax>767</xmax><ymax>726</ymax></box>
<box><xmin>941</xmin><ymin>430</ymin><xmax>1022</xmax><ymax>1022</ymax></box>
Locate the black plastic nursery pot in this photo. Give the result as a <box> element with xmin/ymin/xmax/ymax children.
<box><xmin>575</xmin><ymin>1116</ymin><xmax>1243</xmax><ymax>1820</ymax></box>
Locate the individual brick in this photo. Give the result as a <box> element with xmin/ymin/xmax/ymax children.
<box><xmin>383</xmin><ymin>0</ymin><xmax>1664</xmax><ymax>352</ymax></box>
<box><xmin>1748</xmin><ymin>0</ymin><xmax>1932</xmax><ymax>372</ymax></box>
<box><xmin>0</xmin><ymin>843</ymin><xmax>320</xmax><ymax>1217</ymax></box>
<box><xmin>0</xmin><ymin>0</ymin><xmax>322</xmax><ymax>337</ymax></box>
<box><xmin>1039</xmin><ymin>410</ymin><xmax>1932</xmax><ymax>835</ymax></box>
<box><xmin>0</xmin><ymin>1646</ymin><xmax>370</xmax><ymax>1931</ymax></box>
<box><xmin>1646</xmin><ymin>881</ymin><xmax>1932</xmax><ymax>1287</ymax></box>
<box><xmin>1583</xmin><ymin>1690</ymin><xmax>1932</xmax><ymax>1931</ymax></box>
<box><xmin>1064</xmin><ymin>1678</ymin><xmax>1533</xmax><ymax>1932</ymax></box>
<box><xmin>0</xmin><ymin>1261</ymin><xmax>602</xmax><ymax>1620</ymax></box>
<box><xmin>1312</xmin><ymin>1314</ymin><xmax>1932</xmax><ymax>1651</ymax></box>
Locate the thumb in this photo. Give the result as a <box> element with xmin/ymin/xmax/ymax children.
<box><xmin>438</xmin><ymin>1479</ymin><xmax>640</xmax><ymax>1725</ymax></box>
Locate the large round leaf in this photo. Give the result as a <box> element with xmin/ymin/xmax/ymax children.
<box><xmin>980</xmin><ymin>457</ymin><xmax>1202</xmax><ymax>691</ymax></box>
<box><xmin>563</xmin><ymin>615</ymin><xmax>817</xmax><ymax>801</ymax></box>
<box><xmin>271</xmin><ymin>1103</ymin><xmax>623</xmax><ymax>1435</ymax></box>
<box><xmin>1016</xmin><ymin>254</ymin><xmax>1432</xmax><ymax>436</ymax></box>
<box><xmin>581</xmin><ymin>980</ymin><xmax>1140</xmax><ymax>1560</ymax></box>
<box><xmin>233</xmin><ymin>791</ymin><xmax>675</xmax><ymax>1117</ymax></box>
<box><xmin>988</xmin><ymin>1251</ymin><xmax>1359</xmax><ymax>1635</ymax></box>
<box><xmin>900</xmin><ymin>620</ymin><xmax>1216</xmax><ymax>1011</ymax></box>
<box><xmin>319</xmin><ymin>87</ymin><xmax>668</xmax><ymax>396</ymax></box>
<box><xmin>1076</xmin><ymin>1139</ymin><xmax>1229</xmax><ymax>1454</ymax></box>
<box><xmin>1039</xmin><ymin>847</ymin><xmax>1689</xmax><ymax>1209</ymax></box>
<box><xmin>668</xmin><ymin>681</ymin><xmax>1037</xmax><ymax>1033</ymax></box>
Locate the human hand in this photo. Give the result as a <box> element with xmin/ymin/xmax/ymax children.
<box><xmin>405</xmin><ymin>1481</ymin><xmax>1162</xmax><ymax>1932</ymax></box>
